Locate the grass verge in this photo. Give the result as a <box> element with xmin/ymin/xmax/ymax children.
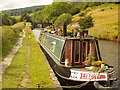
<box><xmin>2</xmin><ymin>42</ymin><xmax>28</xmax><ymax>88</ymax></box>
<box><xmin>2</xmin><ymin>22</ymin><xmax>25</xmax><ymax>60</ymax></box>
<box><xmin>2</xmin><ymin>27</ymin><xmax>53</xmax><ymax>88</ymax></box>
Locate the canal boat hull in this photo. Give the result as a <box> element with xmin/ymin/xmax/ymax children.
<box><xmin>40</xmin><ymin>44</ymin><xmax>114</xmax><ymax>89</ymax></box>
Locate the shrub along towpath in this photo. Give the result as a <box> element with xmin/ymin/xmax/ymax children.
<box><xmin>2</xmin><ymin>26</ymin><xmax>58</xmax><ymax>88</ymax></box>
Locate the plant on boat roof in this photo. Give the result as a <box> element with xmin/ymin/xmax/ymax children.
<box><xmin>54</xmin><ymin>13</ymin><xmax>72</xmax><ymax>36</ymax></box>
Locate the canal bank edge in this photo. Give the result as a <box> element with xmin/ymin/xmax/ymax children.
<box><xmin>44</xmin><ymin>54</ymin><xmax>63</xmax><ymax>90</ymax></box>
<box><xmin>36</xmin><ymin>36</ymin><xmax>62</xmax><ymax>89</ymax></box>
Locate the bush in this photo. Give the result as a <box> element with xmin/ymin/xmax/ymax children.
<box><xmin>101</xmin><ymin>9</ymin><xmax>104</xmax><ymax>11</ymax></box>
<box><xmin>70</xmin><ymin>7</ymin><xmax>80</xmax><ymax>15</ymax></box>
<box><xmin>110</xmin><ymin>7</ymin><xmax>113</xmax><ymax>9</ymax></box>
<box><xmin>2</xmin><ymin>23</ymin><xmax>24</xmax><ymax>60</ymax></box>
<box><xmin>2</xmin><ymin>13</ymin><xmax>17</xmax><ymax>25</ymax></box>
<box><xmin>78</xmin><ymin>16</ymin><xmax>94</xmax><ymax>30</ymax></box>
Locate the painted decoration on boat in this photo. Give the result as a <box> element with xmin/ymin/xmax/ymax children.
<box><xmin>69</xmin><ymin>70</ymin><xmax>108</xmax><ymax>81</ymax></box>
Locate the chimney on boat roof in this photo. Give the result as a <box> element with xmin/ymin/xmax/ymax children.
<box><xmin>63</xmin><ymin>22</ymin><xmax>67</xmax><ymax>37</ymax></box>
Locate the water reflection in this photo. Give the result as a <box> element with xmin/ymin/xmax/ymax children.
<box><xmin>32</xmin><ymin>29</ymin><xmax>41</xmax><ymax>41</ymax></box>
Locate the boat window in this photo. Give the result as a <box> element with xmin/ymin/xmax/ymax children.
<box><xmin>82</xmin><ymin>42</ymin><xmax>88</xmax><ymax>62</ymax></box>
<box><xmin>42</xmin><ymin>36</ymin><xmax>46</xmax><ymax>44</ymax></box>
<box><xmin>61</xmin><ymin>51</ymin><xmax>65</xmax><ymax>62</ymax></box>
<box><xmin>39</xmin><ymin>34</ymin><xmax>43</xmax><ymax>41</ymax></box>
<box><xmin>50</xmin><ymin>40</ymin><xmax>56</xmax><ymax>52</ymax></box>
<box><xmin>74</xmin><ymin>41</ymin><xmax>80</xmax><ymax>63</ymax></box>
<box><xmin>94</xmin><ymin>41</ymin><xmax>99</xmax><ymax>61</ymax></box>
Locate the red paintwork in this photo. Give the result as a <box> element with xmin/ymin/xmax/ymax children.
<box><xmin>64</xmin><ymin>40</ymin><xmax>71</xmax><ymax>61</ymax></box>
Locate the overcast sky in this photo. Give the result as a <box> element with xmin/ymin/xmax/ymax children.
<box><xmin>0</xmin><ymin>0</ymin><xmax>53</xmax><ymax>11</ymax></box>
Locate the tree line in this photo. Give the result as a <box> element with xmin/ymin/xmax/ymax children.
<box><xmin>30</xmin><ymin>2</ymin><xmax>107</xmax><ymax>31</ymax></box>
<box><xmin>31</xmin><ymin>2</ymin><xmax>105</xmax><ymax>23</ymax></box>
<box><xmin>2</xmin><ymin>5</ymin><xmax>44</xmax><ymax>16</ymax></box>
<box><xmin>1</xmin><ymin>13</ymin><xmax>32</xmax><ymax>25</ymax></box>
<box><xmin>1</xmin><ymin>2</ymin><xmax>117</xmax><ymax>28</ymax></box>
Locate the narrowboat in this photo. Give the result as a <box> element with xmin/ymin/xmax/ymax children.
<box><xmin>38</xmin><ymin>30</ymin><xmax>116</xmax><ymax>88</ymax></box>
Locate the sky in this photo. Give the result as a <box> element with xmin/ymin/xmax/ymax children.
<box><xmin>0</xmin><ymin>0</ymin><xmax>53</xmax><ymax>11</ymax></box>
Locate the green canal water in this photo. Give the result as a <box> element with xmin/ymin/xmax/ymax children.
<box><xmin>99</xmin><ymin>40</ymin><xmax>119</xmax><ymax>79</ymax></box>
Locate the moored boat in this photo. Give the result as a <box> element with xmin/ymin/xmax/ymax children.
<box><xmin>38</xmin><ymin>29</ymin><xmax>116</xmax><ymax>88</ymax></box>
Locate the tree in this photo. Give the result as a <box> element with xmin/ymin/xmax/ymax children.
<box><xmin>54</xmin><ymin>13</ymin><xmax>72</xmax><ymax>36</ymax></box>
<box><xmin>31</xmin><ymin>2</ymin><xmax>73</xmax><ymax>24</ymax></box>
<box><xmin>70</xmin><ymin>7</ymin><xmax>80</xmax><ymax>15</ymax></box>
<box><xmin>2</xmin><ymin>13</ymin><xmax>17</xmax><ymax>25</ymax></box>
<box><xmin>19</xmin><ymin>14</ymin><xmax>32</xmax><ymax>22</ymax></box>
<box><xmin>2</xmin><ymin>14</ymin><xmax>10</xmax><ymax>25</ymax></box>
<box><xmin>9</xmin><ymin>17</ymin><xmax>17</xmax><ymax>25</ymax></box>
<box><xmin>78</xmin><ymin>16</ymin><xmax>94</xmax><ymax>30</ymax></box>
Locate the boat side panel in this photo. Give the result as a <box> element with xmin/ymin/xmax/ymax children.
<box><xmin>40</xmin><ymin>33</ymin><xmax>66</xmax><ymax>60</ymax></box>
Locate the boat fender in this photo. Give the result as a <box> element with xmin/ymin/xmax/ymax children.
<box><xmin>98</xmin><ymin>63</ymin><xmax>105</xmax><ymax>73</ymax></box>
<box><xmin>65</xmin><ymin>59</ymin><xmax>69</xmax><ymax>66</ymax></box>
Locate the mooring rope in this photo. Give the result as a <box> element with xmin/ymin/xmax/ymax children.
<box><xmin>57</xmin><ymin>80</ymin><xmax>91</xmax><ymax>88</ymax></box>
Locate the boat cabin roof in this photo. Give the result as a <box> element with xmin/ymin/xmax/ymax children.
<box><xmin>41</xmin><ymin>32</ymin><xmax>97</xmax><ymax>41</ymax></box>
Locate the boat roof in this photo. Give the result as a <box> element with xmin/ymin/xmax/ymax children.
<box><xmin>67</xmin><ymin>36</ymin><xmax>96</xmax><ymax>40</ymax></box>
<box><xmin>41</xmin><ymin>32</ymin><xmax>97</xmax><ymax>41</ymax></box>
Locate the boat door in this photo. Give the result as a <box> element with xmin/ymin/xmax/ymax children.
<box><xmin>72</xmin><ymin>40</ymin><xmax>82</xmax><ymax>66</ymax></box>
<box><xmin>72</xmin><ymin>40</ymin><xmax>90</xmax><ymax>66</ymax></box>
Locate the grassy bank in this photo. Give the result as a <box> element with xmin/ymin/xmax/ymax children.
<box><xmin>2</xmin><ymin>27</ymin><xmax>53</xmax><ymax>88</ymax></box>
<box><xmin>73</xmin><ymin>3</ymin><xmax>119</xmax><ymax>41</ymax></box>
<box><xmin>2</xmin><ymin>22</ymin><xmax>25</xmax><ymax>60</ymax></box>
<box><xmin>87</xmin><ymin>4</ymin><xmax>118</xmax><ymax>41</ymax></box>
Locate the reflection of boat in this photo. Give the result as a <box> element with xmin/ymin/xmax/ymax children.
<box><xmin>38</xmin><ymin>30</ymin><xmax>116</xmax><ymax>88</ymax></box>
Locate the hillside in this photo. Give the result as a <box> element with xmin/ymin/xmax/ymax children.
<box><xmin>73</xmin><ymin>3</ymin><xmax>119</xmax><ymax>41</ymax></box>
<box><xmin>2</xmin><ymin>3</ymin><xmax>119</xmax><ymax>41</ymax></box>
<box><xmin>1</xmin><ymin>5</ymin><xmax>44</xmax><ymax>16</ymax></box>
